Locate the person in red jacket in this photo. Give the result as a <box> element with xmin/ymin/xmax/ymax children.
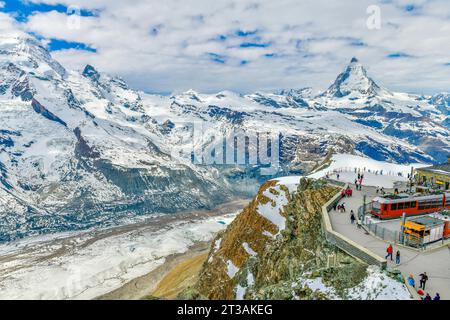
<box><xmin>385</xmin><ymin>244</ymin><xmax>393</xmax><ymax>261</ymax></box>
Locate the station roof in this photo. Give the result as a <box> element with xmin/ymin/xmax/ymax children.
<box><xmin>416</xmin><ymin>162</ymin><xmax>450</xmax><ymax>177</ymax></box>
<box><xmin>408</xmin><ymin>216</ymin><xmax>445</xmax><ymax>229</ymax></box>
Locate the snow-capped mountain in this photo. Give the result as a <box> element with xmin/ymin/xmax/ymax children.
<box><xmin>0</xmin><ymin>32</ymin><xmax>448</xmax><ymax>241</ymax></box>
<box><xmin>0</xmin><ymin>33</ymin><xmax>235</xmax><ymax>241</ymax></box>
<box><xmin>314</xmin><ymin>58</ymin><xmax>449</xmax><ymax>163</ymax></box>
<box><xmin>321</xmin><ymin>57</ymin><xmax>388</xmax><ymax>98</ymax></box>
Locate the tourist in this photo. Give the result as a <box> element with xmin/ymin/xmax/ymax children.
<box><xmin>433</xmin><ymin>293</ymin><xmax>440</xmax><ymax>301</ymax></box>
<box><xmin>385</xmin><ymin>244</ymin><xmax>393</xmax><ymax>261</ymax></box>
<box><xmin>419</xmin><ymin>272</ymin><xmax>428</xmax><ymax>290</ymax></box>
<box><xmin>395</xmin><ymin>250</ymin><xmax>401</xmax><ymax>265</ymax></box>
<box><xmin>346</xmin><ymin>187</ymin><xmax>353</xmax><ymax>197</ymax></box>
<box><xmin>423</xmin><ymin>293</ymin><xmax>432</xmax><ymax>301</ymax></box>
<box><xmin>407</xmin><ymin>275</ymin><xmax>415</xmax><ymax>288</ymax></box>
<box><xmin>350</xmin><ymin>211</ymin><xmax>356</xmax><ymax>224</ymax></box>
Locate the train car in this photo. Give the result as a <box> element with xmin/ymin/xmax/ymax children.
<box><xmin>370</xmin><ymin>193</ymin><xmax>448</xmax><ymax>220</ymax></box>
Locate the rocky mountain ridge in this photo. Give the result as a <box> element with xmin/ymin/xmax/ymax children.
<box><xmin>180</xmin><ymin>177</ymin><xmax>411</xmax><ymax>300</ymax></box>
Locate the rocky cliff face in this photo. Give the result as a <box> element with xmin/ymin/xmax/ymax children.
<box><xmin>182</xmin><ymin>178</ymin><xmax>411</xmax><ymax>300</ymax></box>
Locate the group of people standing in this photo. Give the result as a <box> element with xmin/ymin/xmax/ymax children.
<box><xmin>385</xmin><ymin>244</ymin><xmax>401</xmax><ymax>265</ymax></box>
<box><xmin>354</xmin><ymin>173</ymin><xmax>364</xmax><ymax>191</ymax></box>
<box><xmin>389</xmin><ymin>245</ymin><xmax>441</xmax><ymax>301</ymax></box>
<box><xmin>407</xmin><ymin>273</ymin><xmax>440</xmax><ymax>301</ymax></box>
<box><xmin>341</xmin><ymin>186</ymin><xmax>353</xmax><ymax>198</ymax></box>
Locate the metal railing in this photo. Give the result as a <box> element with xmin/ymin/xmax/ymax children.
<box><xmin>321</xmin><ymin>185</ymin><xmax>387</xmax><ymax>269</ymax></box>
<box><xmin>364</xmin><ymin>220</ymin><xmax>402</xmax><ymax>244</ymax></box>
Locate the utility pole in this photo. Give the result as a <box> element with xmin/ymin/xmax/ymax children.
<box><xmin>409</xmin><ymin>166</ymin><xmax>414</xmax><ymax>194</ymax></box>
<box><xmin>362</xmin><ymin>195</ymin><xmax>367</xmax><ymax>222</ymax></box>
<box><xmin>400</xmin><ymin>212</ymin><xmax>406</xmax><ymax>245</ymax></box>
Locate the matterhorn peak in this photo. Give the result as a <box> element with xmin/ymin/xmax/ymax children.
<box><xmin>320</xmin><ymin>57</ymin><xmax>387</xmax><ymax>98</ymax></box>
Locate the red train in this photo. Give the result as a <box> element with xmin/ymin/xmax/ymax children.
<box><xmin>370</xmin><ymin>192</ymin><xmax>450</xmax><ymax>219</ymax></box>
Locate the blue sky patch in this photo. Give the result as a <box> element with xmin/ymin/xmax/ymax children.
<box><xmin>350</xmin><ymin>40</ymin><xmax>366</xmax><ymax>47</ymax></box>
<box><xmin>48</xmin><ymin>39</ymin><xmax>97</xmax><ymax>52</ymax></box>
<box><xmin>387</xmin><ymin>52</ymin><xmax>412</xmax><ymax>59</ymax></box>
<box><xmin>216</xmin><ymin>34</ymin><xmax>227</xmax><ymax>41</ymax></box>
<box><xmin>239</xmin><ymin>42</ymin><xmax>270</xmax><ymax>48</ymax></box>
<box><xmin>236</xmin><ymin>29</ymin><xmax>258</xmax><ymax>37</ymax></box>
<box><xmin>0</xmin><ymin>0</ymin><xmax>98</xmax><ymax>22</ymax></box>
<box><xmin>207</xmin><ymin>52</ymin><xmax>226</xmax><ymax>64</ymax></box>
<box><xmin>405</xmin><ymin>4</ymin><xmax>415</xmax><ymax>12</ymax></box>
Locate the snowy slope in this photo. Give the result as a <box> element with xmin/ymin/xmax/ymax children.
<box><xmin>309</xmin><ymin>154</ymin><xmax>428</xmax><ymax>188</ymax></box>
<box><xmin>0</xmin><ymin>33</ymin><xmax>236</xmax><ymax>241</ymax></box>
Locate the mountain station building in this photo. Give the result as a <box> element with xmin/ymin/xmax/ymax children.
<box><xmin>416</xmin><ymin>156</ymin><xmax>450</xmax><ymax>191</ymax></box>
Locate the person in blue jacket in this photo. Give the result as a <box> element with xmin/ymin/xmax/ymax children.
<box><xmin>407</xmin><ymin>274</ymin><xmax>415</xmax><ymax>288</ymax></box>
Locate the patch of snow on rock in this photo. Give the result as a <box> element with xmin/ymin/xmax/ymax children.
<box><xmin>257</xmin><ymin>184</ymin><xmax>289</xmax><ymax>234</ymax></box>
<box><xmin>226</xmin><ymin>260</ymin><xmax>239</xmax><ymax>279</ymax></box>
<box><xmin>242</xmin><ymin>242</ymin><xmax>257</xmax><ymax>256</ymax></box>
<box><xmin>347</xmin><ymin>266</ymin><xmax>412</xmax><ymax>300</ymax></box>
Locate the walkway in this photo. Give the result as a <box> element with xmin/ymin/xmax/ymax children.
<box><xmin>329</xmin><ymin>183</ymin><xmax>450</xmax><ymax>300</ymax></box>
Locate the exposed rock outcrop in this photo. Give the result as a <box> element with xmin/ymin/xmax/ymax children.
<box><xmin>184</xmin><ymin>178</ymin><xmax>411</xmax><ymax>300</ymax></box>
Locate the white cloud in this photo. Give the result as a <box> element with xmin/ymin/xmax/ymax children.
<box><xmin>2</xmin><ymin>0</ymin><xmax>450</xmax><ymax>94</ymax></box>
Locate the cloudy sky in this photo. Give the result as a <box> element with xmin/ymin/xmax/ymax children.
<box><xmin>1</xmin><ymin>0</ymin><xmax>450</xmax><ymax>95</ymax></box>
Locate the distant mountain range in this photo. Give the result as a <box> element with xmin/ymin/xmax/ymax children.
<box><xmin>0</xmin><ymin>32</ymin><xmax>448</xmax><ymax>241</ymax></box>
